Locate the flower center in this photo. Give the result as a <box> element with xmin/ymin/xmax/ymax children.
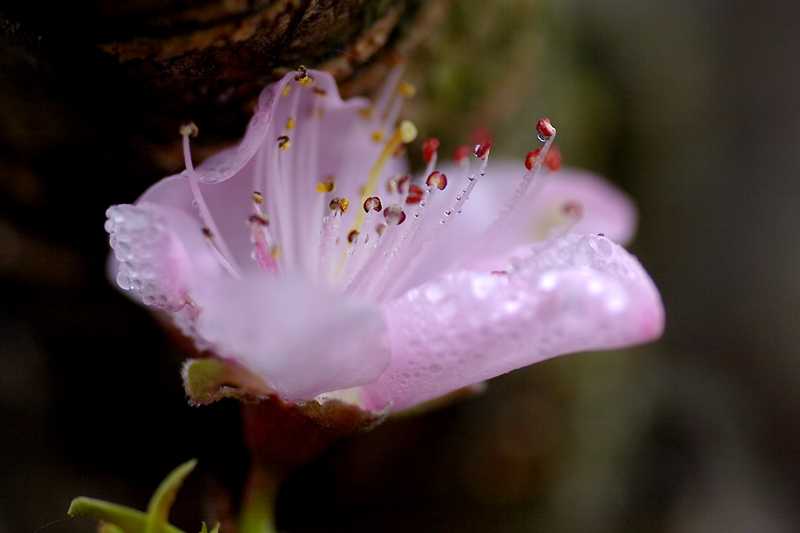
<box><xmin>180</xmin><ymin>67</ymin><xmax>569</xmax><ymax>302</ymax></box>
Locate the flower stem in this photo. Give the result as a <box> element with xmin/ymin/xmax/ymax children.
<box><xmin>239</xmin><ymin>466</ymin><xmax>280</xmax><ymax>533</ymax></box>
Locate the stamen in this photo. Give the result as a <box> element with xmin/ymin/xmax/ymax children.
<box><xmin>383</xmin><ymin>204</ymin><xmax>407</xmax><ymax>225</ymax></box>
<box><xmin>468</xmin><ymin>118</ymin><xmax>558</xmax><ymax>261</ymax></box>
<box><xmin>405</xmin><ymin>185</ymin><xmax>424</xmax><ymax>205</ymax></box>
<box><xmin>350</xmin><ymin>120</ymin><xmax>417</xmax><ymax>237</ymax></box>
<box><xmin>277</xmin><ymin>135</ymin><xmax>290</xmax><ymax>151</ymax></box>
<box><xmin>286</xmin><ymin>117</ymin><xmax>296</xmax><ymax>131</ymax></box>
<box><xmin>316</xmin><ymin>177</ymin><xmax>336</xmax><ymax>194</ymax></box>
<box><xmin>202</xmin><ymin>227</ymin><xmax>242</xmax><ymax>280</ymax></box>
<box><xmin>547</xmin><ymin>200</ymin><xmax>584</xmax><ymax>239</ymax></box>
<box><xmin>318</xmin><ymin>200</ymin><xmax>347</xmax><ymax>282</ymax></box>
<box><xmin>348</xmin><ymin>230</ymin><xmax>360</xmax><ymax>243</ymax></box>
<box><xmin>253</xmin><ymin>191</ymin><xmax>264</xmax><ymax>205</ymax></box>
<box><xmin>364</xmin><ymin>196</ymin><xmax>383</xmax><ymax>212</ymax></box>
<box><xmin>536</xmin><ymin>118</ymin><xmax>555</xmax><ymax>140</ymax></box>
<box><xmin>181</xmin><ymin>122</ymin><xmax>242</xmax><ymax>279</ymax></box>
<box><xmin>474</xmin><ymin>141</ymin><xmax>492</xmax><ymax>160</ymax></box>
<box><xmin>422</xmin><ymin>138</ymin><xmax>439</xmax><ymax>164</ymax></box>
<box><xmin>426</xmin><ymin>170</ymin><xmax>448</xmax><ymax>190</ymax></box>
<box><xmin>453</xmin><ymin>145</ymin><xmax>471</xmax><ymax>163</ymax></box>
<box><xmin>295</xmin><ymin>66</ymin><xmax>315</xmax><ymax>87</ymax></box>
<box><xmin>248</xmin><ymin>216</ymin><xmax>280</xmax><ymax>276</ymax></box>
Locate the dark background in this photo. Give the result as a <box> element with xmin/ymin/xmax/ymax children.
<box><xmin>2</xmin><ymin>0</ymin><xmax>800</xmax><ymax>531</ymax></box>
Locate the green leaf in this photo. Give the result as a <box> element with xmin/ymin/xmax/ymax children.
<box><xmin>67</xmin><ymin>497</ymin><xmax>184</xmax><ymax>533</ymax></box>
<box><xmin>144</xmin><ymin>459</ymin><xmax>197</xmax><ymax>533</ymax></box>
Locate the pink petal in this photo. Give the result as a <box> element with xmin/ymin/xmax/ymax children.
<box><xmin>361</xmin><ymin>234</ymin><xmax>664</xmax><ymax>411</ymax></box>
<box><xmin>194</xmin><ymin>276</ymin><xmax>391</xmax><ymax>401</ymax></box>
<box><xmin>105</xmin><ymin>202</ymin><xmax>221</xmax><ymax>311</ymax></box>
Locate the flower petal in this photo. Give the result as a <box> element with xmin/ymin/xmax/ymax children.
<box><xmin>194</xmin><ymin>276</ymin><xmax>391</xmax><ymax>400</ymax></box>
<box><xmin>105</xmin><ymin>202</ymin><xmax>221</xmax><ymax>311</ymax></box>
<box><xmin>361</xmin><ymin>234</ymin><xmax>664</xmax><ymax>411</ymax></box>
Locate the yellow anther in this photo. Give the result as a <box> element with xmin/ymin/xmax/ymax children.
<box><xmin>316</xmin><ymin>177</ymin><xmax>336</xmax><ymax>194</ymax></box>
<box><xmin>398</xmin><ymin>120</ymin><xmax>417</xmax><ymax>143</ymax></box>
<box><xmin>253</xmin><ymin>191</ymin><xmax>264</xmax><ymax>205</ymax></box>
<box><xmin>281</xmin><ymin>85</ymin><xmax>291</xmax><ymax>97</ymax></box>
<box><xmin>359</xmin><ymin>107</ymin><xmax>375</xmax><ymax>119</ymax></box>
<box><xmin>180</xmin><ymin>121</ymin><xmax>199</xmax><ymax>137</ymax></box>
<box><xmin>286</xmin><ymin>117</ymin><xmax>296</xmax><ymax>130</ymax></box>
<box><xmin>371</xmin><ymin>130</ymin><xmax>385</xmax><ymax>142</ymax></box>
<box><xmin>278</xmin><ymin>135</ymin><xmax>290</xmax><ymax>151</ymax></box>
<box><xmin>330</xmin><ymin>197</ymin><xmax>349</xmax><ymax>214</ymax></box>
<box><xmin>272</xmin><ymin>246</ymin><xmax>282</xmax><ymax>259</ymax></box>
<box><xmin>297</xmin><ymin>73</ymin><xmax>315</xmax><ymax>87</ymax></box>
<box><xmin>397</xmin><ymin>81</ymin><xmax>416</xmax><ymax>98</ymax></box>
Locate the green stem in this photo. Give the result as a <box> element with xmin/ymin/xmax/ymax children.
<box><xmin>238</xmin><ymin>467</ymin><xmax>280</xmax><ymax>533</ymax></box>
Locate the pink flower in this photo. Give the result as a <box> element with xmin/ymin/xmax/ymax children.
<box><xmin>105</xmin><ymin>66</ymin><xmax>664</xmax><ymax>413</ymax></box>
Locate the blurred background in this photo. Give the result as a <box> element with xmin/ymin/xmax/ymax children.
<box><xmin>2</xmin><ymin>0</ymin><xmax>799</xmax><ymax>531</ymax></box>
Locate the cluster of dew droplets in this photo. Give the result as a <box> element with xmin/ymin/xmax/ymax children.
<box><xmin>179</xmin><ymin>65</ymin><xmax>567</xmax><ymax>305</ymax></box>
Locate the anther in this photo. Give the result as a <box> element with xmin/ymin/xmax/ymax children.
<box><xmin>372</xmin><ymin>130</ymin><xmax>385</xmax><ymax>142</ymax></box>
<box><xmin>398</xmin><ymin>120</ymin><xmax>418</xmax><ymax>143</ymax></box>
<box><xmin>383</xmin><ymin>204</ymin><xmax>406</xmax><ymax>225</ymax></box>
<box><xmin>248</xmin><ymin>214</ymin><xmax>269</xmax><ymax>226</ymax></box>
<box><xmin>313</xmin><ymin>88</ymin><xmax>327</xmax><ymax>97</ymax></box>
<box><xmin>562</xmin><ymin>200</ymin><xmax>583</xmax><ymax>219</ymax></box>
<box><xmin>453</xmin><ymin>145</ymin><xmax>471</xmax><ymax>163</ymax></box>
<box><xmin>422</xmin><ymin>138</ymin><xmax>439</xmax><ymax>164</ymax></box>
<box><xmin>544</xmin><ymin>145</ymin><xmax>562</xmax><ymax>171</ymax></box>
<box><xmin>180</xmin><ymin>121</ymin><xmax>199</xmax><ymax>138</ymax></box>
<box><xmin>364</xmin><ymin>197</ymin><xmax>383</xmax><ymax>212</ymax></box>
<box><xmin>330</xmin><ymin>198</ymin><xmax>349</xmax><ymax>214</ymax></box>
<box><xmin>277</xmin><ymin>135</ymin><xmax>290</xmax><ymax>150</ymax></box>
<box><xmin>405</xmin><ymin>184</ymin><xmax>424</xmax><ymax>204</ymax></box>
<box><xmin>295</xmin><ymin>66</ymin><xmax>314</xmax><ymax>87</ymax></box>
<box><xmin>286</xmin><ymin>117</ymin><xmax>296</xmax><ymax>130</ymax></box>
<box><xmin>348</xmin><ymin>230</ymin><xmax>360</xmax><ymax>243</ymax></box>
<box><xmin>253</xmin><ymin>191</ymin><xmax>264</xmax><ymax>205</ymax></box>
<box><xmin>525</xmin><ymin>146</ymin><xmax>562</xmax><ymax>171</ymax></box>
<box><xmin>316</xmin><ymin>177</ymin><xmax>337</xmax><ymax>193</ymax></box>
<box><xmin>474</xmin><ymin>141</ymin><xmax>492</xmax><ymax>160</ymax></box>
<box><xmin>536</xmin><ymin>118</ymin><xmax>555</xmax><ymax>141</ymax></box>
<box><xmin>387</xmin><ymin>174</ymin><xmax>411</xmax><ymax>195</ymax></box>
<box><xmin>397</xmin><ymin>81</ymin><xmax>416</xmax><ymax>97</ymax></box>
<box><xmin>426</xmin><ymin>171</ymin><xmax>447</xmax><ymax>190</ymax></box>
<box><xmin>281</xmin><ymin>85</ymin><xmax>291</xmax><ymax>97</ymax></box>
<box><xmin>202</xmin><ymin>227</ymin><xmax>213</xmax><ymax>239</ymax></box>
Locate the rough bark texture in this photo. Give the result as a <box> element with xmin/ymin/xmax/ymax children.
<box><xmin>0</xmin><ymin>0</ymin><xmax>448</xmax><ymax>168</ymax></box>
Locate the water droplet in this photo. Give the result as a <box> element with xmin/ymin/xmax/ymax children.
<box><xmin>537</xmin><ymin>133</ymin><xmax>548</xmax><ymax>143</ymax></box>
<box><xmin>116</xmin><ymin>272</ymin><xmax>132</xmax><ymax>290</ymax></box>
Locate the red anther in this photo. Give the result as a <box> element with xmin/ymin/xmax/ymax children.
<box><xmin>562</xmin><ymin>200</ymin><xmax>583</xmax><ymax>218</ymax></box>
<box><xmin>422</xmin><ymin>138</ymin><xmax>440</xmax><ymax>164</ymax></box>
<box><xmin>453</xmin><ymin>145</ymin><xmax>471</xmax><ymax>163</ymax></box>
<box><xmin>406</xmin><ymin>184</ymin><xmax>424</xmax><ymax>204</ymax></box>
<box><xmin>545</xmin><ymin>145</ymin><xmax>562</xmax><ymax>171</ymax></box>
<box><xmin>474</xmin><ymin>141</ymin><xmax>492</xmax><ymax>160</ymax></box>
<box><xmin>383</xmin><ymin>204</ymin><xmax>407</xmax><ymax>225</ymax></box>
<box><xmin>363</xmin><ymin>196</ymin><xmax>383</xmax><ymax>212</ymax></box>
<box><xmin>426</xmin><ymin>171</ymin><xmax>447</xmax><ymax>190</ymax></box>
<box><xmin>536</xmin><ymin>118</ymin><xmax>555</xmax><ymax>138</ymax></box>
<box><xmin>525</xmin><ymin>148</ymin><xmax>542</xmax><ymax>170</ymax></box>
<box><xmin>248</xmin><ymin>214</ymin><xmax>269</xmax><ymax>226</ymax></box>
<box><xmin>396</xmin><ymin>174</ymin><xmax>411</xmax><ymax>194</ymax></box>
<box><xmin>471</xmin><ymin>126</ymin><xmax>492</xmax><ymax>145</ymax></box>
